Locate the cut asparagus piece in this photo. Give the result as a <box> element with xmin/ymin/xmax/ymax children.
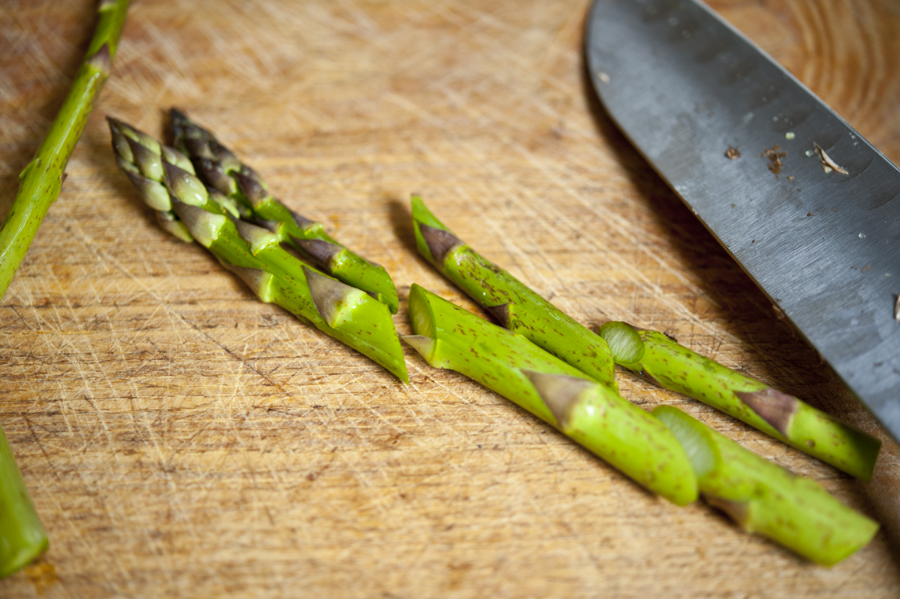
<box><xmin>0</xmin><ymin>422</ymin><xmax>48</xmax><ymax>578</ymax></box>
<box><xmin>169</xmin><ymin>109</ymin><xmax>399</xmax><ymax>313</ymax></box>
<box><xmin>411</xmin><ymin>196</ymin><xmax>617</xmax><ymax>389</ymax></box>
<box><xmin>0</xmin><ymin>0</ymin><xmax>130</xmax><ymax>300</ymax></box>
<box><xmin>109</xmin><ymin>118</ymin><xmax>407</xmax><ymax>382</ymax></box>
<box><xmin>405</xmin><ymin>284</ymin><xmax>697</xmax><ymax>505</ymax></box>
<box><xmin>599</xmin><ymin>322</ymin><xmax>881</xmax><ymax>480</ymax></box>
<box><xmin>654</xmin><ymin>405</ymin><xmax>879</xmax><ymax>566</ymax></box>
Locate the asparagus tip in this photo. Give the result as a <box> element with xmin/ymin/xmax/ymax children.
<box><xmin>234</xmin><ymin>171</ymin><xmax>268</xmax><ymax>206</ymax></box>
<box><xmin>170</xmin><ymin>198</ymin><xmax>223</xmax><ymax>247</ymax></box>
<box><xmin>418</xmin><ymin>223</ymin><xmax>461</xmax><ymax>265</ymax></box>
<box><xmin>734</xmin><ymin>388</ymin><xmax>798</xmax><ymax>437</ymax></box>
<box><xmin>522</xmin><ymin>370</ymin><xmax>593</xmax><ymax>428</ymax></box>
<box><xmin>234</xmin><ymin>218</ymin><xmax>278</xmax><ymax>252</ymax></box>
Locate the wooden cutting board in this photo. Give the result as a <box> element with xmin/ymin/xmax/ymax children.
<box><xmin>1</xmin><ymin>0</ymin><xmax>899</xmax><ymax>597</ymax></box>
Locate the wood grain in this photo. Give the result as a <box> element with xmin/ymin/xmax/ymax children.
<box><xmin>1</xmin><ymin>0</ymin><xmax>899</xmax><ymax>597</ymax></box>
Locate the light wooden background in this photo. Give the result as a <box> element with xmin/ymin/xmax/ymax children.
<box><xmin>1</xmin><ymin>0</ymin><xmax>899</xmax><ymax>597</ymax></box>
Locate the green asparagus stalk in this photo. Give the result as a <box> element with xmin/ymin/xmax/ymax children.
<box><xmin>405</xmin><ymin>284</ymin><xmax>698</xmax><ymax>505</ymax></box>
<box><xmin>168</xmin><ymin>109</ymin><xmax>400</xmax><ymax>314</ymax></box>
<box><xmin>0</xmin><ymin>422</ymin><xmax>48</xmax><ymax>578</ymax></box>
<box><xmin>411</xmin><ymin>196</ymin><xmax>617</xmax><ymax>389</ymax></box>
<box><xmin>599</xmin><ymin>322</ymin><xmax>881</xmax><ymax>480</ymax></box>
<box><xmin>0</xmin><ymin>0</ymin><xmax>130</xmax><ymax>299</ymax></box>
<box><xmin>654</xmin><ymin>405</ymin><xmax>878</xmax><ymax>565</ymax></box>
<box><xmin>109</xmin><ymin>119</ymin><xmax>408</xmax><ymax>382</ymax></box>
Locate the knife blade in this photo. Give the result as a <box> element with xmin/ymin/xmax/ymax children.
<box><xmin>585</xmin><ymin>0</ymin><xmax>900</xmax><ymax>442</ymax></box>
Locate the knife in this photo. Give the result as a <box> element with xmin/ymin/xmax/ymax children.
<box><xmin>585</xmin><ymin>0</ymin><xmax>900</xmax><ymax>442</ymax></box>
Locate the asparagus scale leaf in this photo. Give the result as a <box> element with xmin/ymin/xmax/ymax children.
<box><xmin>0</xmin><ymin>423</ymin><xmax>48</xmax><ymax>578</ymax></box>
<box><xmin>109</xmin><ymin>119</ymin><xmax>407</xmax><ymax>382</ymax></box>
<box><xmin>654</xmin><ymin>406</ymin><xmax>879</xmax><ymax>566</ymax></box>
<box><xmin>0</xmin><ymin>0</ymin><xmax>130</xmax><ymax>299</ymax></box>
<box><xmin>411</xmin><ymin>196</ymin><xmax>617</xmax><ymax>389</ymax></box>
<box><xmin>405</xmin><ymin>284</ymin><xmax>698</xmax><ymax>506</ymax></box>
<box><xmin>599</xmin><ymin>322</ymin><xmax>881</xmax><ymax>480</ymax></box>
<box><xmin>168</xmin><ymin>109</ymin><xmax>400</xmax><ymax>313</ymax></box>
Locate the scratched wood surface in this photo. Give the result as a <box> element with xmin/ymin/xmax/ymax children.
<box><xmin>1</xmin><ymin>0</ymin><xmax>899</xmax><ymax>597</ymax></box>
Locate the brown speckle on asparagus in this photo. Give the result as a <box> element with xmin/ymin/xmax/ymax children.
<box><xmin>419</xmin><ymin>223</ymin><xmax>462</xmax><ymax>265</ymax></box>
<box><xmin>486</xmin><ymin>303</ymin><xmax>510</xmax><ymax>328</ymax></box>
<box><xmin>735</xmin><ymin>387</ymin><xmax>798</xmax><ymax>437</ymax></box>
<box><xmin>297</xmin><ymin>239</ymin><xmax>343</xmax><ymax>267</ymax></box>
<box><xmin>703</xmin><ymin>494</ymin><xmax>751</xmax><ymax>530</ymax></box>
<box><xmin>522</xmin><ymin>370</ymin><xmax>592</xmax><ymax>428</ymax></box>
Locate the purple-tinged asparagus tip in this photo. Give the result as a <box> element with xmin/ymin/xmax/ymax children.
<box><xmin>127</xmin><ymin>137</ymin><xmax>164</xmax><ymax>181</ymax></box>
<box><xmin>418</xmin><ymin>223</ymin><xmax>462</xmax><ymax>265</ymax></box>
<box><xmin>195</xmin><ymin>158</ymin><xmax>237</xmax><ymax>195</ymax></box>
<box><xmin>155</xmin><ymin>211</ymin><xmax>194</xmax><ymax>243</ymax></box>
<box><xmin>522</xmin><ymin>370</ymin><xmax>593</xmax><ymax>429</ymax></box>
<box><xmin>184</xmin><ymin>136</ymin><xmax>216</xmax><ymax>161</ymax></box>
<box><xmin>124</xmin><ymin>170</ymin><xmax>171</xmax><ymax>211</ymax></box>
<box><xmin>734</xmin><ymin>388</ymin><xmax>798</xmax><ymax>437</ymax></box>
<box><xmin>296</xmin><ymin>239</ymin><xmax>342</xmax><ymax>268</ymax></box>
<box><xmin>170</xmin><ymin>198</ymin><xmax>224</xmax><ymax>247</ymax></box>
<box><xmin>486</xmin><ymin>303</ymin><xmax>511</xmax><ymax>328</ymax></box>
<box><xmin>163</xmin><ymin>160</ymin><xmax>209</xmax><ymax>206</ymax></box>
<box><xmin>162</xmin><ymin>145</ymin><xmax>195</xmax><ymax>174</ymax></box>
<box><xmin>85</xmin><ymin>43</ymin><xmax>111</xmax><ymax>75</ymax></box>
<box><xmin>98</xmin><ymin>0</ymin><xmax>118</xmax><ymax>11</ymax></box>
<box><xmin>234</xmin><ymin>219</ymin><xmax>278</xmax><ymax>252</ymax></box>
<box><xmin>169</xmin><ymin>108</ymin><xmax>191</xmax><ymax>126</ymax></box>
<box><xmin>235</xmin><ymin>171</ymin><xmax>269</xmax><ymax>206</ymax></box>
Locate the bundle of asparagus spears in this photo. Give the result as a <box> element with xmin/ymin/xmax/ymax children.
<box><xmin>107</xmin><ymin>112</ymin><xmax>881</xmax><ymax>566</ymax></box>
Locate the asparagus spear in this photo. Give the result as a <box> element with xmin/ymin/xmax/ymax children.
<box><xmin>410</xmin><ymin>196</ymin><xmax>617</xmax><ymax>389</ymax></box>
<box><xmin>654</xmin><ymin>405</ymin><xmax>878</xmax><ymax>565</ymax></box>
<box><xmin>168</xmin><ymin>109</ymin><xmax>400</xmax><ymax>314</ymax></box>
<box><xmin>0</xmin><ymin>422</ymin><xmax>48</xmax><ymax>578</ymax></box>
<box><xmin>404</xmin><ymin>284</ymin><xmax>698</xmax><ymax>505</ymax></box>
<box><xmin>0</xmin><ymin>0</ymin><xmax>130</xmax><ymax>299</ymax></box>
<box><xmin>599</xmin><ymin>322</ymin><xmax>881</xmax><ymax>480</ymax></box>
<box><xmin>109</xmin><ymin>119</ymin><xmax>408</xmax><ymax>382</ymax></box>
